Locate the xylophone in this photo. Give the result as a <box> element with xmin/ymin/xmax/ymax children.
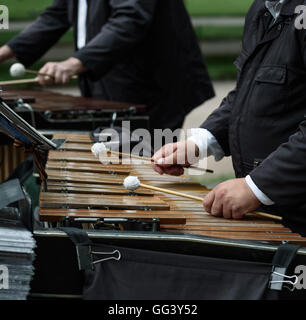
<box><xmin>0</xmin><ymin>88</ymin><xmax>148</xmax><ymax>131</ymax></box>
<box><xmin>0</xmin><ymin>144</ymin><xmax>27</xmax><ymax>181</ymax></box>
<box><xmin>38</xmin><ymin>132</ymin><xmax>306</xmax><ymax>245</ymax></box>
<box><xmin>0</xmin><ymin>88</ymin><xmax>148</xmax><ymax>182</ymax></box>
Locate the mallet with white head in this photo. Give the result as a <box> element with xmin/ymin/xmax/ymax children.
<box><xmin>9</xmin><ymin>63</ymin><xmax>26</xmax><ymax>78</ymax></box>
<box><xmin>123</xmin><ymin>176</ymin><xmax>205</xmax><ymax>201</ymax></box>
<box><xmin>123</xmin><ymin>176</ymin><xmax>282</xmax><ymax>221</ymax></box>
<box><xmin>10</xmin><ymin>62</ymin><xmax>54</xmax><ymax>79</ymax></box>
<box><xmin>1</xmin><ymin>62</ymin><xmax>78</xmax><ymax>86</ymax></box>
<box><xmin>91</xmin><ymin>142</ymin><xmax>108</xmax><ymax>158</ymax></box>
<box><xmin>91</xmin><ymin>142</ymin><xmax>214</xmax><ymax>174</ymax></box>
<box><xmin>91</xmin><ymin>142</ymin><xmax>151</xmax><ymax>161</ymax></box>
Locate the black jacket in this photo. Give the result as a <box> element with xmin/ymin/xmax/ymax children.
<box><xmin>7</xmin><ymin>0</ymin><xmax>214</xmax><ymax>130</ymax></box>
<box><xmin>202</xmin><ymin>0</ymin><xmax>306</xmax><ymax>235</ymax></box>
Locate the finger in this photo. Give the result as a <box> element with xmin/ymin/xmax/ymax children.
<box><xmin>46</xmin><ymin>64</ymin><xmax>56</xmax><ymax>79</ymax></box>
<box><xmin>37</xmin><ymin>65</ymin><xmax>49</xmax><ymax>85</ymax></box>
<box><xmin>232</xmin><ymin>205</ymin><xmax>244</xmax><ymax>220</ymax></box>
<box><xmin>42</xmin><ymin>75</ymin><xmax>54</xmax><ymax>86</ymax></box>
<box><xmin>62</xmin><ymin>73</ymin><xmax>70</xmax><ymax>85</ymax></box>
<box><xmin>223</xmin><ymin>202</ymin><xmax>233</xmax><ymax>219</ymax></box>
<box><xmin>203</xmin><ymin>191</ymin><xmax>215</xmax><ymax>214</ymax></box>
<box><xmin>154</xmin><ymin>143</ymin><xmax>178</xmax><ymax>167</ymax></box>
<box><xmin>38</xmin><ymin>65</ymin><xmax>53</xmax><ymax>86</ymax></box>
<box><xmin>152</xmin><ymin>164</ymin><xmax>165</xmax><ymax>175</ymax></box>
<box><xmin>38</xmin><ymin>64</ymin><xmax>49</xmax><ymax>75</ymax></box>
<box><xmin>162</xmin><ymin>165</ymin><xmax>184</xmax><ymax>176</ymax></box>
<box><xmin>157</xmin><ymin>150</ymin><xmax>178</xmax><ymax>167</ymax></box>
<box><xmin>153</xmin><ymin>145</ymin><xmax>167</xmax><ymax>163</ymax></box>
<box><xmin>163</xmin><ymin>143</ymin><xmax>178</xmax><ymax>158</ymax></box>
<box><xmin>211</xmin><ymin>197</ymin><xmax>223</xmax><ymax>217</ymax></box>
<box><xmin>54</xmin><ymin>69</ymin><xmax>63</xmax><ymax>85</ymax></box>
<box><xmin>37</xmin><ymin>74</ymin><xmax>52</xmax><ymax>86</ymax></box>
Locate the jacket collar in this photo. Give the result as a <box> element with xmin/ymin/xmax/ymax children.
<box><xmin>280</xmin><ymin>0</ymin><xmax>306</xmax><ymax>16</ymax></box>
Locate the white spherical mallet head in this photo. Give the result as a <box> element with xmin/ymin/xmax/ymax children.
<box><xmin>10</xmin><ymin>63</ymin><xmax>26</xmax><ymax>78</ymax></box>
<box><xmin>91</xmin><ymin>142</ymin><xmax>107</xmax><ymax>157</ymax></box>
<box><xmin>124</xmin><ymin>176</ymin><xmax>140</xmax><ymax>191</ymax></box>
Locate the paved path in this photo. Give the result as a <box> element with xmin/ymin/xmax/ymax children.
<box><xmin>192</xmin><ymin>17</ymin><xmax>244</xmax><ymax>27</ymax></box>
<box><xmin>8</xmin><ymin>21</ymin><xmax>31</xmax><ymax>31</ymax></box>
<box><xmin>183</xmin><ymin>81</ymin><xmax>235</xmax><ymax>178</ymax></box>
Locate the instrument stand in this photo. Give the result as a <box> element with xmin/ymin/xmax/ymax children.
<box><xmin>62</xmin><ymin>217</ymin><xmax>161</xmax><ymax>232</ymax></box>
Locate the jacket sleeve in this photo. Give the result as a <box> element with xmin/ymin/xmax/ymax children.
<box><xmin>250</xmin><ymin>119</ymin><xmax>306</xmax><ymax>207</ymax></box>
<box><xmin>200</xmin><ymin>88</ymin><xmax>237</xmax><ymax>156</ymax></box>
<box><xmin>7</xmin><ymin>0</ymin><xmax>71</xmax><ymax>67</ymax></box>
<box><xmin>73</xmin><ymin>0</ymin><xmax>158</xmax><ymax>80</ymax></box>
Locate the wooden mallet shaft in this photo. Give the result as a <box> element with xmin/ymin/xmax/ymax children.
<box><xmin>0</xmin><ymin>78</ymin><xmax>39</xmax><ymax>86</ymax></box>
<box><xmin>138</xmin><ymin>182</ymin><xmax>282</xmax><ymax>221</ymax></box>
<box><xmin>108</xmin><ymin>149</ymin><xmax>214</xmax><ymax>174</ymax></box>
<box><xmin>0</xmin><ymin>76</ymin><xmax>78</xmax><ymax>86</ymax></box>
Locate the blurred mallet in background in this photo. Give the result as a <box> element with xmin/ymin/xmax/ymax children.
<box><xmin>0</xmin><ymin>63</ymin><xmax>78</xmax><ymax>86</ymax></box>
<box><xmin>10</xmin><ymin>63</ymin><xmax>55</xmax><ymax>79</ymax></box>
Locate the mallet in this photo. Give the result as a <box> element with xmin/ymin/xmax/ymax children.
<box><xmin>91</xmin><ymin>142</ymin><xmax>214</xmax><ymax>174</ymax></box>
<box><xmin>10</xmin><ymin>63</ymin><xmax>54</xmax><ymax>79</ymax></box>
<box><xmin>0</xmin><ymin>63</ymin><xmax>78</xmax><ymax>86</ymax></box>
<box><xmin>123</xmin><ymin>176</ymin><xmax>282</xmax><ymax>221</ymax></box>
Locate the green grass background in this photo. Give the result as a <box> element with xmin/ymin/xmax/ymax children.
<box><xmin>0</xmin><ymin>0</ymin><xmax>248</xmax><ymax>81</ymax></box>
<box><xmin>186</xmin><ymin>0</ymin><xmax>253</xmax><ymax>16</ymax></box>
<box><xmin>3</xmin><ymin>0</ymin><xmax>253</xmax><ymax>20</ymax></box>
<box><xmin>1</xmin><ymin>0</ymin><xmax>52</xmax><ymax>21</ymax></box>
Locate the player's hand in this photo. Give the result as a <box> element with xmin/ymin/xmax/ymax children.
<box><xmin>0</xmin><ymin>45</ymin><xmax>15</xmax><ymax>63</ymax></box>
<box><xmin>152</xmin><ymin>141</ymin><xmax>200</xmax><ymax>176</ymax></box>
<box><xmin>203</xmin><ymin>178</ymin><xmax>261</xmax><ymax>219</ymax></box>
<box><xmin>36</xmin><ymin>57</ymin><xmax>86</xmax><ymax>86</ymax></box>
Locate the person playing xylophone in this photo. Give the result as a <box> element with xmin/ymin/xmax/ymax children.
<box><xmin>153</xmin><ymin>0</ymin><xmax>306</xmax><ymax>237</ymax></box>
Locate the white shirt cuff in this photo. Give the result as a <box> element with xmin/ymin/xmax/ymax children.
<box><xmin>188</xmin><ymin>128</ymin><xmax>225</xmax><ymax>161</ymax></box>
<box><xmin>245</xmin><ymin>175</ymin><xmax>275</xmax><ymax>206</ymax></box>
<box><xmin>77</xmin><ymin>0</ymin><xmax>88</xmax><ymax>49</ymax></box>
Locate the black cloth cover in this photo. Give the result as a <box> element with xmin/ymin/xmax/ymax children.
<box><xmin>83</xmin><ymin>244</ymin><xmax>277</xmax><ymax>300</ymax></box>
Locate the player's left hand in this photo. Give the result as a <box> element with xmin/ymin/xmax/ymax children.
<box><xmin>203</xmin><ymin>178</ymin><xmax>261</xmax><ymax>219</ymax></box>
<box><xmin>36</xmin><ymin>57</ymin><xmax>86</xmax><ymax>86</ymax></box>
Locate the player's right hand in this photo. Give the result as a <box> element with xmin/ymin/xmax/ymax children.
<box><xmin>152</xmin><ymin>141</ymin><xmax>200</xmax><ymax>176</ymax></box>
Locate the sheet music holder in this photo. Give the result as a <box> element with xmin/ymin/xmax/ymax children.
<box><xmin>0</xmin><ymin>96</ymin><xmax>64</xmax><ymax>190</ymax></box>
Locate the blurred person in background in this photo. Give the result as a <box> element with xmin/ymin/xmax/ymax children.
<box><xmin>0</xmin><ymin>0</ymin><xmax>214</xmax><ymax>132</ymax></box>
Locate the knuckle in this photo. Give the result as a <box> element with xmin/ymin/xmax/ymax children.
<box><xmin>217</xmin><ymin>189</ymin><xmax>226</xmax><ymax>199</ymax></box>
<box><xmin>232</xmin><ymin>205</ymin><xmax>240</xmax><ymax>213</ymax></box>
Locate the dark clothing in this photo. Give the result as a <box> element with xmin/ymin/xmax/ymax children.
<box><xmin>7</xmin><ymin>0</ymin><xmax>214</xmax><ymax>130</ymax></box>
<box><xmin>202</xmin><ymin>0</ymin><xmax>306</xmax><ymax>235</ymax></box>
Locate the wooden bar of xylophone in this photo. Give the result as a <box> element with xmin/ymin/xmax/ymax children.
<box><xmin>38</xmin><ymin>133</ymin><xmax>306</xmax><ymax>245</ymax></box>
<box><xmin>0</xmin><ymin>144</ymin><xmax>27</xmax><ymax>182</ymax></box>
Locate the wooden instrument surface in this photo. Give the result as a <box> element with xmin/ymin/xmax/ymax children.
<box><xmin>0</xmin><ymin>88</ymin><xmax>146</xmax><ymax>113</ymax></box>
<box><xmin>39</xmin><ymin>133</ymin><xmax>306</xmax><ymax>246</ymax></box>
<box><xmin>0</xmin><ymin>144</ymin><xmax>27</xmax><ymax>182</ymax></box>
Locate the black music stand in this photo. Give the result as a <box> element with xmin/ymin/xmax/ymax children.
<box><xmin>0</xmin><ymin>96</ymin><xmax>65</xmax><ymax>191</ymax></box>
